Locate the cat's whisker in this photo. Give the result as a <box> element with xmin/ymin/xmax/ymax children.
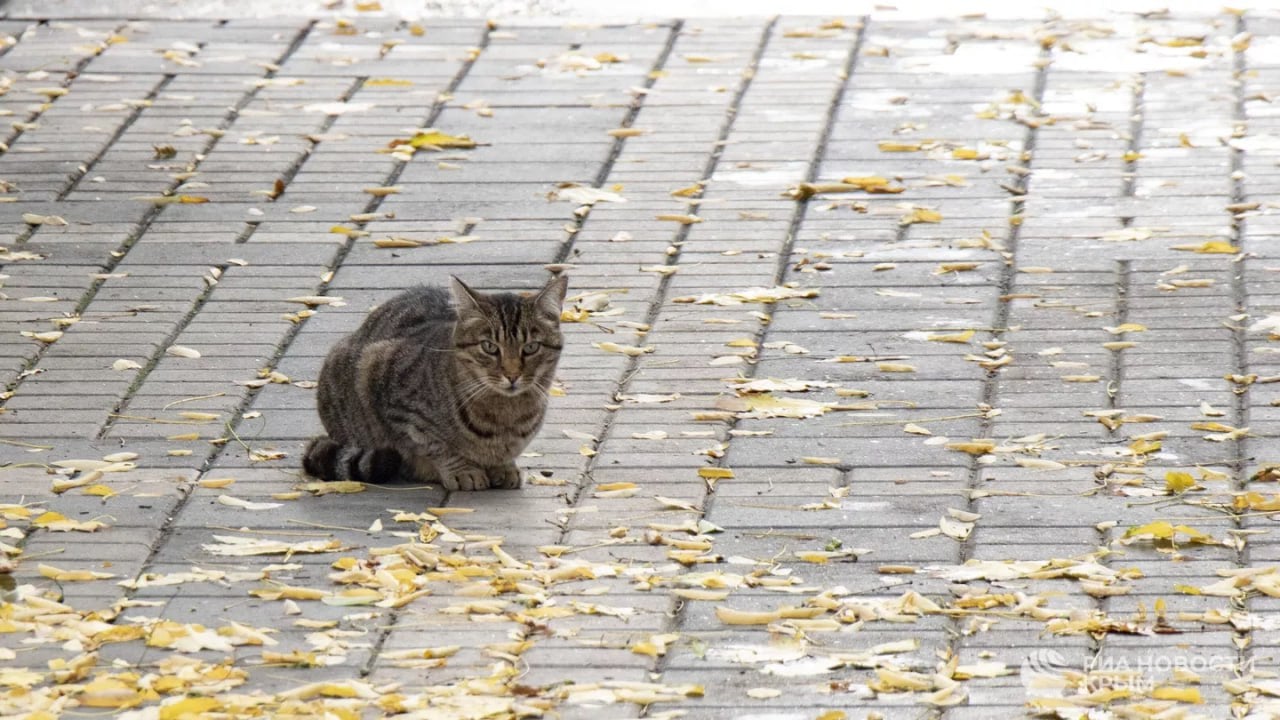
<box><xmin>453</xmin><ymin>379</ymin><xmax>492</xmax><ymax>413</ymax></box>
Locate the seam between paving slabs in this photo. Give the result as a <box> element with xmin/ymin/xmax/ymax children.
<box><xmin>1092</xmin><ymin>258</ymin><xmax>1131</xmax><ymax>678</ymax></box>
<box><xmin>1231</xmin><ymin>9</ymin><xmax>1253</xmax><ymax>689</ymax></box>
<box><xmin>939</xmin><ymin>32</ymin><xmax>1051</xmax><ymax>720</ymax></box>
<box><xmin>255</xmin><ymin>74</ymin><xmax>365</xmax><ymax>208</ymax></box>
<box><xmin>231</xmin><ymin>71</ymin><xmax>364</xmax><ymax>245</ymax></box>
<box><xmin>94</xmin><ymin>263</ymin><xmax>228</xmax><ymax>441</ymax></box>
<box><xmin>1108</xmin><ymin>259</ymin><xmax>1131</xmax><ymax>418</ymax></box>
<box><xmin>0</xmin><ymin>20</ymin><xmax>317</xmax><ymax>402</ymax></box>
<box><xmin>640</xmin><ymin>15</ymin><xmax>866</xmax><ymax>684</ymax></box>
<box><xmin>552</xmin><ymin>18</ymin><xmax>766</xmax><ymax>532</ymax></box>
<box><xmin>552</xmin><ymin>19</ymin><xmax>683</xmax><ymax>266</ymax></box>
<box><xmin>57</xmin><ymin>73</ymin><xmax>176</xmax><ymax>199</ymax></box>
<box><xmin>959</xmin><ymin>39</ymin><xmax>1051</xmax><ymax>561</ymax></box>
<box><xmin>1090</xmin><ymin>65</ymin><xmax>1144</xmax><ymax>684</ymax></box>
<box><xmin>1118</xmin><ymin>73</ymin><xmax>1146</xmax><ymax>209</ymax></box>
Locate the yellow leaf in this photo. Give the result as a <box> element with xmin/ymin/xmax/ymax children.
<box><xmin>160</xmin><ymin>697</ymin><xmax>221</xmax><ymax>719</ymax></box>
<box><xmin>593</xmin><ymin>341</ymin><xmax>654</xmax><ymax>356</ymax></box>
<box><xmin>373</xmin><ymin>237</ymin><xmax>423</xmax><ymax>248</ymax></box>
<box><xmin>250</xmin><ymin>585</ymin><xmax>328</xmax><ymax>601</ymax></box>
<box><xmin>1105</xmin><ymin>323</ymin><xmax>1147</xmax><ymax>334</ymax></box>
<box><xmin>878</xmin><ymin>141</ymin><xmax>922</xmax><ymax>152</ymax></box>
<box><xmin>79</xmin><ymin>677</ymin><xmax>144</xmax><ymax>708</ymax></box>
<box><xmin>1171</xmin><ymin>241</ymin><xmax>1239</xmax><ymax>254</ymax></box>
<box><xmin>82</xmin><ymin>484</ymin><xmax>118</xmax><ymax>498</ymax></box>
<box><xmin>32</xmin><ymin>511</ymin><xmax>107</xmax><ymax>532</ymax></box>
<box><xmin>671</xmin><ymin>588</ymin><xmax>730</xmax><ymax>601</ymax></box>
<box><xmin>1123</xmin><ymin>521</ymin><xmax>1214</xmax><ymax>544</ymax></box>
<box><xmin>39</xmin><ymin>563</ymin><xmax>115</xmax><ymax>581</ymax></box>
<box><xmin>1150</xmin><ymin>686</ymin><xmax>1203</xmax><ymax>703</ymax></box>
<box><xmin>1122</xmin><ymin>150</ymin><xmax>1143</xmax><ymax>162</ymax></box>
<box><xmin>22</xmin><ymin>330</ymin><xmax>62</xmax><ymax>343</ymax></box>
<box><xmin>927</xmin><ymin>329</ymin><xmax>974</xmax><ymax>343</ymax></box>
<box><xmin>1130</xmin><ymin>438</ymin><xmax>1162</xmax><ymax>455</ymax></box>
<box><xmin>900</xmin><ymin>208</ymin><xmax>942</xmax><ymax>225</ymax></box>
<box><xmin>407</xmin><ymin>131</ymin><xmax>476</xmax><ymax>149</ymax></box>
<box><xmin>630</xmin><ymin>641</ymin><xmax>662</xmax><ymax>657</ymax></box>
<box><xmin>840</xmin><ymin>175</ymin><xmax>891</xmax><ymax>188</ymax></box>
<box><xmin>321</xmin><ymin>588</ymin><xmax>384</xmax><ymax>606</ymax></box>
<box><xmin>698</xmin><ymin>467</ymin><xmax>735</xmax><ymax>480</ymax></box>
<box><xmin>800</xmin><ymin>456</ymin><xmax>840</xmax><ymax>465</ymax></box>
<box><xmin>946</xmin><ymin>440</ymin><xmax>996</xmax><ymax>456</ymax></box>
<box><xmin>262</xmin><ymin>650</ymin><xmax>322</xmax><ymax>667</ymax></box>
<box><xmin>330</xmin><ymin>226</ymin><xmax>370</xmax><ymax>238</ymax></box>
<box><xmin>366</xmin><ymin>78</ymin><xmax>412</xmax><ymax>87</ymax></box>
<box><xmin>1165</xmin><ymin>471</ymin><xmax>1196</xmax><ymax>494</ymax></box>
<box><xmin>951</xmin><ymin>147</ymin><xmax>982</xmax><ymax>160</ymax></box>
<box><xmin>298</xmin><ymin>480</ymin><xmax>365</xmax><ymax>496</ymax></box>
<box><xmin>316</xmin><ymin>683</ymin><xmax>361</xmax><ymax>698</ymax></box>
<box><xmin>655</xmin><ymin>213</ymin><xmax>702</xmax><ymax>224</ymax></box>
<box><xmin>715</xmin><ymin>606</ymin><xmax>783</xmax><ymax>625</ymax></box>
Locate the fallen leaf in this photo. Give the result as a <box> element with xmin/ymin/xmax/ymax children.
<box><xmin>593</xmin><ymin>341</ymin><xmax>654</xmax><ymax>356</ymax></box>
<box><xmin>404</xmin><ymin>130</ymin><xmax>477</xmax><ymax>149</ymax></box>
<box><xmin>217</xmin><ymin>495</ymin><xmax>283</xmax><ymax>511</ymax></box>
<box><xmin>1171</xmin><ymin>241</ymin><xmax>1239</xmax><ymax>254</ymax></box>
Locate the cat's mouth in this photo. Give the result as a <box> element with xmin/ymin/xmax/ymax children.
<box><xmin>492</xmin><ymin>378</ymin><xmax>525</xmax><ymax>395</ymax></box>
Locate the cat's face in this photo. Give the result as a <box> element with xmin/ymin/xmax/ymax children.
<box><xmin>450</xmin><ymin>275</ymin><xmax>567</xmax><ymax>397</ymax></box>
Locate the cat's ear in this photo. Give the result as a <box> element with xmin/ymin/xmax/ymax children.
<box><xmin>449</xmin><ymin>276</ymin><xmax>485</xmax><ymax>314</ymax></box>
<box><xmin>533</xmin><ymin>274</ymin><xmax>568</xmax><ymax>319</ymax></box>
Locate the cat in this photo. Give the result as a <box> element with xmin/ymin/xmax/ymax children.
<box><xmin>303</xmin><ymin>274</ymin><xmax>567</xmax><ymax>491</ymax></box>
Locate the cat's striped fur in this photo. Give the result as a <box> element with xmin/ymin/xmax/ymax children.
<box><xmin>303</xmin><ymin>275</ymin><xmax>567</xmax><ymax>491</ymax></box>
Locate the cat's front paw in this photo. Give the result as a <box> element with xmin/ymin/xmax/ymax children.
<box><xmin>440</xmin><ymin>465</ymin><xmax>490</xmax><ymax>491</ymax></box>
<box><xmin>490</xmin><ymin>462</ymin><xmax>522</xmax><ymax>490</ymax></box>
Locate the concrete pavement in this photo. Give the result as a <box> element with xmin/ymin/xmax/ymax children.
<box><xmin>0</xmin><ymin>5</ymin><xmax>1277</xmax><ymax>719</ymax></box>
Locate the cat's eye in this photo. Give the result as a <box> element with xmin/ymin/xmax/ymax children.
<box><xmin>479</xmin><ymin>340</ymin><xmax>500</xmax><ymax>355</ymax></box>
<box><xmin>521</xmin><ymin>341</ymin><xmax>541</xmax><ymax>356</ymax></box>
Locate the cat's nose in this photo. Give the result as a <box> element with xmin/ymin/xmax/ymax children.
<box><xmin>504</xmin><ymin>374</ymin><xmax>520</xmax><ymax>388</ymax></box>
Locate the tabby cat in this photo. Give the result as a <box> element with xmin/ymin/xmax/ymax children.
<box><xmin>303</xmin><ymin>274</ymin><xmax>567</xmax><ymax>491</ymax></box>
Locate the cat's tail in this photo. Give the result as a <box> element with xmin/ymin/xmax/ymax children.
<box><xmin>303</xmin><ymin>436</ymin><xmax>403</xmax><ymax>483</ymax></box>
